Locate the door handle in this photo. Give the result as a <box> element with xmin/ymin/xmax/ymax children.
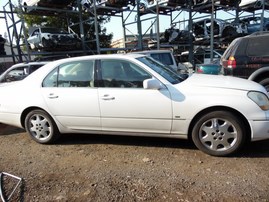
<box><xmin>101</xmin><ymin>94</ymin><xmax>115</xmax><ymax>100</ymax></box>
<box><xmin>48</xmin><ymin>93</ymin><xmax>59</xmax><ymax>99</ymax></box>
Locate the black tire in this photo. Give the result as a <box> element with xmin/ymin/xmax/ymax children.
<box><xmin>41</xmin><ymin>38</ymin><xmax>52</xmax><ymax>49</ymax></box>
<box><xmin>259</xmin><ymin>78</ymin><xmax>269</xmax><ymax>92</ymax></box>
<box><xmin>191</xmin><ymin>111</ymin><xmax>246</xmax><ymax>156</ymax></box>
<box><xmin>222</xmin><ymin>27</ymin><xmax>238</xmax><ymax>39</ymax></box>
<box><xmin>25</xmin><ymin>110</ymin><xmax>61</xmax><ymax>144</ymax></box>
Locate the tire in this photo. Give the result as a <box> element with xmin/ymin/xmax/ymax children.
<box><xmin>191</xmin><ymin>111</ymin><xmax>246</xmax><ymax>156</ymax></box>
<box><xmin>25</xmin><ymin>110</ymin><xmax>60</xmax><ymax>144</ymax></box>
<box><xmin>41</xmin><ymin>38</ymin><xmax>52</xmax><ymax>49</ymax></box>
<box><xmin>259</xmin><ymin>78</ymin><xmax>269</xmax><ymax>92</ymax></box>
<box><xmin>222</xmin><ymin>27</ymin><xmax>238</xmax><ymax>39</ymax></box>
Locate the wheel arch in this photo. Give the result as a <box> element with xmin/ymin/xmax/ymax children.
<box><xmin>187</xmin><ymin>106</ymin><xmax>251</xmax><ymax>142</ymax></box>
<box><xmin>20</xmin><ymin>107</ymin><xmax>51</xmax><ymax>128</ymax></box>
<box><xmin>248</xmin><ymin>66</ymin><xmax>269</xmax><ymax>82</ymax></box>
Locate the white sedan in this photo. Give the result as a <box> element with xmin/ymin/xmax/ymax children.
<box><xmin>1</xmin><ymin>54</ymin><xmax>269</xmax><ymax>156</ymax></box>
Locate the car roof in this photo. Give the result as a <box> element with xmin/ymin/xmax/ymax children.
<box><xmin>10</xmin><ymin>61</ymin><xmax>49</xmax><ymax>68</ymax></box>
<box><xmin>47</xmin><ymin>53</ymin><xmax>145</xmax><ymax>65</ymax></box>
<box><xmin>132</xmin><ymin>50</ymin><xmax>173</xmax><ymax>54</ymax></box>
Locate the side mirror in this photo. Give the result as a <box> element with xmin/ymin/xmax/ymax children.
<box><xmin>143</xmin><ymin>78</ymin><xmax>163</xmax><ymax>90</ymax></box>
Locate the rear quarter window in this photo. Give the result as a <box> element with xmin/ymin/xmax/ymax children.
<box><xmin>246</xmin><ymin>36</ymin><xmax>269</xmax><ymax>56</ymax></box>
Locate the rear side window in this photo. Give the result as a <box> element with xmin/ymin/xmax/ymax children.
<box><xmin>43</xmin><ymin>61</ymin><xmax>94</xmax><ymax>87</ymax></box>
<box><xmin>150</xmin><ymin>53</ymin><xmax>173</xmax><ymax>66</ymax></box>
<box><xmin>246</xmin><ymin>36</ymin><xmax>269</xmax><ymax>56</ymax></box>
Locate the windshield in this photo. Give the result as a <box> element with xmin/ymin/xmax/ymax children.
<box><xmin>137</xmin><ymin>56</ymin><xmax>186</xmax><ymax>84</ymax></box>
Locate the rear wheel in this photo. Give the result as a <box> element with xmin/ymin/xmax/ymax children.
<box><xmin>192</xmin><ymin>111</ymin><xmax>245</xmax><ymax>156</ymax></box>
<box><xmin>25</xmin><ymin>110</ymin><xmax>60</xmax><ymax>144</ymax></box>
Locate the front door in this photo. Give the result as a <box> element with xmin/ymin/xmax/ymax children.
<box><xmin>98</xmin><ymin>59</ymin><xmax>173</xmax><ymax>134</ymax></box>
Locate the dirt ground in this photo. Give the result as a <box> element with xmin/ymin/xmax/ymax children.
<box><xmin>1</xmin><ymin>123</ymin><xmax>269</xmax><ymax>202</ymax></box>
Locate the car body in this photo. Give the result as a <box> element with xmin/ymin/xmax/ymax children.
<box><xmin>0</xmin><ymin>62</ymin><xmax>48</xmax><ymax>83</ymax></box>
<box><xmin>221</xmin><ymin>32</ymin><xmax>269</xmax><ymax>91</ymax></box>
<box><xmin>105</xmin><ymin>0</ymin><xmax>136</xmax><ymax>8</ymax></box>
<box><xmin>196</xmin><ymin>60</ymin><xmax>222</xmax><ymax>75</ymax></box>
<box><xmin>239</xmin><ymin>0</ymin><xmax>268</xmax><ymax>10</ymax></box>
<box><xmin>192</xmin><ymin>18</ymin><xmax>238</xmax><ymax>41</ymax></box>
<box><xmin>22</xmin><ymin>0</ymin><xmax>74</xmax><ymax>8</ymax></box>
<box><xmin>236</xmin><ymin>17</ymin><xmax>269</xmax><ymax>35</ymax></box>
<box><xmin>138</xmin><ymin>0</ymin><xmax>209</xmax><ymax>10</ymax></box>
<box><xmin>81</xmin><ymin>0</ymin><xmax>133</xmax><ymax>9</ymax></box>
<box><xmin>217</xmin><ymin>0</ymin><xmax>240</xmax><ymax>6</ymax></box>
<box><xmin>132</xmin><ymin>50</ymin><xmax>187</xmax><ymax>73</ymax></box>
<box><xmin>163</xmin><ymin>25</ymin><xmax>193</xmax><ymax>44</ymax></box>
<box><xmin>1</xmin><ymin>54</ymin><xmax>269</xmax><ymax>157</ymax></box>
<box><xmin>27</xmin><ymin>27</ymin><xmax>81</xmax><ymax>51</ymax></box>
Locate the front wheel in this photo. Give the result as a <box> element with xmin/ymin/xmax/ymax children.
<box><xmin>25</xmin><ymin>110</ymin><xmax>60</xmax><ymax>144</ymax></box>
<box><xmin>191</xmin><ymin>111</ymin><xmax>246</xmax><ymax>156</ymax></box>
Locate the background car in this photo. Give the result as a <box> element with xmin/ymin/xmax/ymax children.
<box><xmin>27</xmin><ymin>27</ymin><xmax>81</xmax><ymax>51</ymax></box>
<box><xmin>217</xmin><ymin>0</ymin><xmax>240</xmax><ymax>6</ymax></box>
<box><xmin>221</xmin><ymin>32</ymin><xmax>269</xmax><ymax>91</ymax></box>
<box><xmin>239</xmin><ymin>0</ymin><xmax>268</xmax><ymax>10</ymax></box>
<box><xmin>133</xmin><ymin>49</ymin><xmax>188</xmax><ymax>73</ymax></box>
<box><xmin>0</xmin><ymin>54</ymin><xmax>269</xmax><ymax>157</ymax></box>
<box><xmin>195</xmin><ymin>59</ymin><xmax>222</xmax><ymax>75</ymax></box>
<box><xmin>236</xmin><ymin>17</ymin><xmax>269</xmax><ymax>35</ymax></box>
<box><xmin>0</xmin><ymin>61</ymin><xmax>48</xmax><ymax>83</ymax></box>
<box><xmin>192</xmin><ymin>18</ymin><xmax>238</xmax><ymax>41</ymax></box>
<box><xmin>22</xmin><ymin>0</ymin><xmax>74</xmax><ymax>9</ymax></box>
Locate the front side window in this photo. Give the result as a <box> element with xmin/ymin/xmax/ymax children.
<box><xmin>43</xmin><ymin>61</ymin><xmax>94</xmax><ymax>87</ymax></box>
<box><xmin>99</xmin><ymin>59</ymin><xmax>151</xmax><ymax>88</ymax></box>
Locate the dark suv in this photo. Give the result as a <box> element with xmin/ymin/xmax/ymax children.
<box><xmin>221</xmin><ymin>32</ymin><xmax>269</xmax><ymax>91</ymax></box>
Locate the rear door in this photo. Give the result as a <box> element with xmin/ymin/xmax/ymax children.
<box><xmin>41</xmin><ymin>60</ymin><xmax>101</xmax><ymax>130</ymax></box>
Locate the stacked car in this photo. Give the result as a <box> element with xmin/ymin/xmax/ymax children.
<box><xmin>27</xmin><ymin>27</ymin><xmax>81</xmax><ymax>51</ymax></box>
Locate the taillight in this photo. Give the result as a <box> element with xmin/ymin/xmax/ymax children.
<box><xmin>227</xmin><ymin>56</ymin><xmax>236</xmax><ymax>68</ymax></box>
<box><xmin>196</xmin><ymin>67</ymin><xmax>203</xmax><ymax>73</ymax></box>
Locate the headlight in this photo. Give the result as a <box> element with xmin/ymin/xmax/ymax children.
<box><xmin>248</xmin><ymin>91</ymin><xmax>269</xmax><ymax>110</ymax></box>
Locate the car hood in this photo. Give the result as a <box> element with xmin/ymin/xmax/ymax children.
<box><xmin>181</xmin><ymin>73</ymin><xmax>266</xmax><ymax>92</ymax></box>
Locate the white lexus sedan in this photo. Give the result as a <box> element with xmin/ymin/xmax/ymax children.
<box><xmin>1</xmin><ymin>54</ymin><xmax>269</xmax><ymax>156</ymax></box>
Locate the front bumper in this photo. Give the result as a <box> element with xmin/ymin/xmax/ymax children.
<box><xmin>250</xmin><ymin>119</ymin><xmax>269</xmax><ymax>141</ymax></box>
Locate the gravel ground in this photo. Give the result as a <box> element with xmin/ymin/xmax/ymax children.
<box><xmin>1</xmin><ymin>123</ymin><xmax>269</xmax><ymax>202</ymax></box>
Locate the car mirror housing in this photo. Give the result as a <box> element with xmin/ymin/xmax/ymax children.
<box><xmin>143</xmin><ymin>78</ymin><xmax>163</xmax><ymax>90</ymax></box>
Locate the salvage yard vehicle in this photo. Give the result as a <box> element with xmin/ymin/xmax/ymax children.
<box><xmin>1</xmin><ymin>54</ymin><xmax>269</xmax><ymax>157</ymax></box>
<box><xmin>132</xmin><ymin>50</ymin><xmax>188</xmax><ymax>73</ymax></box>
<box><xmin>236</xmin><ymin>17</ymin><xmax>269</xmax><ymax>35</ymax></box>
<box><xmin>239</xmin><ymin>0</ymin><xmax>269</xmax><ymax>10</ymax></box>
<box><xmin>221</xmin><ymin>32</ymin><xmax>269</xmax><ymax>91</ymax></box>
<box><xmin>27</xmin><ymin>27</ymin><xmax>81</xmax><ymax>51</ymax></box>
<box><xmin>22</xmin><ymin>0</ymin><xmax>74</xmax><ymax>8</ymax></box>
<box><xmin>195</xmin><ymin>59</ymin><xmax>222</xmax><ymax>75</ymax></box>
<box><xmin>192</xmin><ymin>18</ymin><xmax>238</xmax><ymax>41</ymax></box>
<box><xmin>0</xmin><ymin>62</ymin><xmax>48</xmax><ymax>83</ymax></box>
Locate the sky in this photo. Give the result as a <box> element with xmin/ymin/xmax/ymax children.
<box><xmin>0</xmin><ymin>0</ymin><xmax>268</xmax><ymax>41</ymax></box>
